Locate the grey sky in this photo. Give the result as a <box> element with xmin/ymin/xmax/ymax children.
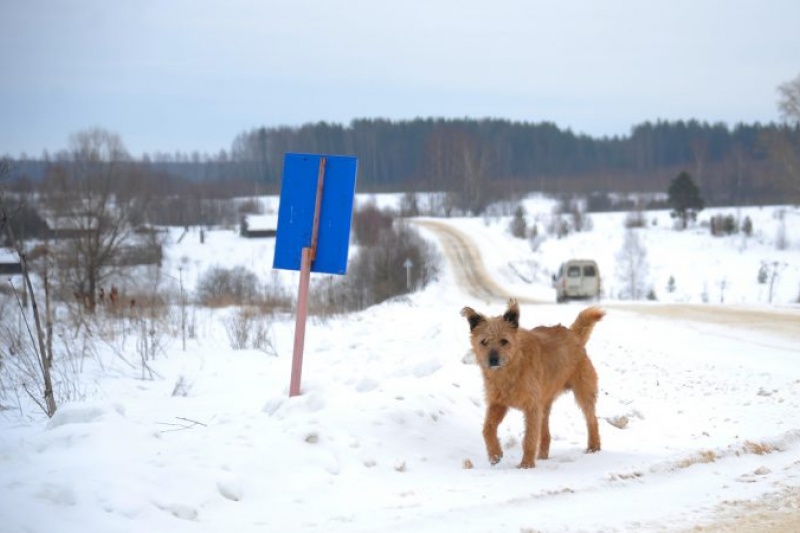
<box><xmin>2</xmin><ymin>0</ymin><xmax>798</xmax><ymax>158</ymax></box>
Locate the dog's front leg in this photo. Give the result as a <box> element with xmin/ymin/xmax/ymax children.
<box><xmin>483</xmin><ymin>403</ymin><xmax>508</xmax><ymax>465</ymax></box>
<box><xmin>519</xmin><ymin>405</ymin><xmax>543</xmax><ymax>468</ymax></box>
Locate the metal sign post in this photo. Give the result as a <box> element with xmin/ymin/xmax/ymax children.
<box><xmin>273</xmin><ymin>153</ymin><xmax>358</xmax><ymax>397</ymax></box>
<box><xmin>288</xmin><ymin>157</ymin><xmax>326</xmax><ymax>397</ymax></box>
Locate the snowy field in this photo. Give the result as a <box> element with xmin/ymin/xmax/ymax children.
<box><xmin>1</xmin><ymin>195</ymin><xmax>799</xmax><ymax>532</ymax></box>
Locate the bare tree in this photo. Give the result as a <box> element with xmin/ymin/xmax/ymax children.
<box><xmin>770</xmin><ymin>74</ymin><xmax>800</xmax><ymax>201</ymax></box>
<box><xmin>42</xmin><ymin>129</ymin><xmax>141</xmax><ymax>309</ymax></box>
<box><xmin>1</xmin><ymin>158</ymin><xmax>57</xmax><ymax>416</ymax></box>
<box><xmin>420</xmin><ymin>127</ymin><xmax>495</xmax><ymax>216</ymax></box>
<box><xmin>421</xmin><ymin>127</ymin><xmax>459</xmax><ymax>216</ymax></box>
<box><xmin>615</xmin><ymin>229</ymin><xmax>650</xmax><ymax>300</ymax></box>
<box><xmin>690</xmin><ymin>137</ymin><xmax>708</xmax><ymax>197</ymax></box>
<box><xmin>778</xmin><ymin>74</ymin><xmax>800</xmax><ymax>122</ymax></box>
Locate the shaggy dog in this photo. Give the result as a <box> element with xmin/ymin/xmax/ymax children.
<box><xmin>461</xmin><ymin>299</ymin><xmax>605</xmax><ymax>468</ymax></box>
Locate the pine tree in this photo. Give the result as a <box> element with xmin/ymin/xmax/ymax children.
<box><xmin>668</xmin><ymin>171</ymin><xmax>705</xmax><ymax>230</ymax></box>
<box><xmin>509</xmin><ymin>205</ymin><xmax>527</xmax><ymax>238</ymax></box>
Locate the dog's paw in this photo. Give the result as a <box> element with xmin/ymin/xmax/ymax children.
<box><xmin>517</xmin><ymin>460</ymin><xmax>536</xmax><ymax>469</ymax></box>
<box><xmin>489</xmin><ymin>453</ymin><xmax>503</xmax><ymax>465</ymax></box>
<box><xmin>585</xmin><ymin>445</ymin><xmax>601</xmax><ymax>454</ymax></box>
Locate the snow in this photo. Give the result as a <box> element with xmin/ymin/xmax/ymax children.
<box><xmin>0</xmin><ymin>246</ymin><xmax>19</xmax><ymax>263</ymax></box>
<box><xmin>1</xmin><ymin>195</ymin><xmax>800</xmax><ymax>532</ymax></box>
<box><xmin>242</xmin><ymin>214</ymin><xmax>278</xmax><ymax>231</ymax></box>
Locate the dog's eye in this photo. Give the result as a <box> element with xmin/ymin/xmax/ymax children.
<box><xmin>500</xmin><ymin>339</ymin><xmax>509</xmax><ymax>346</ymax></box>
<box><xmin>480</xmin><ymin>339</ymin><xmax>488</xmax><ymax>347</ymax></box>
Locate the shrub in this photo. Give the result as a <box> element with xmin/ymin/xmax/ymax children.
<box><xmin>710</xmin><ymin>214</ymin><xmax>737</xmax><ymax>236</ymax></box>
<box><xmin>224</xmin><ymin>307</ymin><xmax>276</xmax><ymax>354</ymax></box>
<box><xmin>237</xmin><ymin>198</ymin><xmax>263</xmax><ymax>215</ymax></box>
<box><xmin>570</xmin><ymin>202</ymin><xmax>589</xmax><ymax>232</ymax></box>
<box><xmin>587</xmin><ymin>192</ymin><xmax>614</xmax><ymax>213</ymax></box>
<box><xmin>666</xmin><ymin>275</ymin><xmax>676</xmax><ymax>293</ymax></box>
<box><xmin>742</xmin><ymin>216</ymin><xmax>753</xmax><ymax>236</ymax></box>
<box><xmin>528</xmin><ymin>224</ymin><xmax>544</xmax><ymax>252</ymax></box>
<box><xmin>352</xmin><ymin>203</ymin><xmax>394</xmax><ymax>246</ymax></box>
<box><xmin>547</xmin><ymin>213</ymin><xmax>570</xmax><ymax>239</ymax></box>
<box><xmin>624</xmin><ymin>211</ymin><xmax>647</xmax><ymax>229</ymax></box>
<box><xmin>195</xmin><ymin>265</ymin><xmax>260</xmax><ymax>306</ymax></box>
<box><xmin>399</xmin><ymin>192</ymin><xmax>420</xmax><ymax>217</ymax></box>
<box><xmin>313</xmin><ymin>221</ymin><xmax>441</xmax><ymax>314</ymax></box>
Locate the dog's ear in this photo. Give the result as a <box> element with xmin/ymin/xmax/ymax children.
<box><xmin>460</xmin><ymin>306</ymin><xmax>485</xmax><ymax>331</ymax></box>
<box><xmin>503</xmin><ymin>299</ymin><xmax>519</xmax><ymax>328</ymax></box>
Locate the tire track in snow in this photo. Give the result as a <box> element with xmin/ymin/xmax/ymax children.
<box><xmin>606</xmin><ymin>302</ymin><xmax>800</xmax><ymax>344</ymax></box>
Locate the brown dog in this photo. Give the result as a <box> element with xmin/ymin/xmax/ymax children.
<box><xmin>461</xmin><ymin>299</ymin><xmax>605</xmax><ymax>468</ymax></box>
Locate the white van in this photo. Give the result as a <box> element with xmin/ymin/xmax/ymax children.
<box><xmin>553</xmin><ymin>259</ymin><xmax>601</xmax><ymax>303</ymax></box>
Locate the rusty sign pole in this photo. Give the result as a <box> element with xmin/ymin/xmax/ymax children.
<box><xmin>289</xmin><ymin>156</ymin><xmax>326</xmax><ymax>397</ymax></box>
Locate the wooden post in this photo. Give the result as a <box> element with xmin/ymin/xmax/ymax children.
<box><xmin>289</xmin><ymin>157</ymin><xmax>326</xmax><ymax>397</ymax></box>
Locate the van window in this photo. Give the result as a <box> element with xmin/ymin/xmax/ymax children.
<box><xmin>583</xmin><ymin>265</ymin><xmax>597</xmax><ymax>277</ymax></box>
<box><xmin>567</xmin><ymin>266</ymin><xmax>581</xmax><ymax>277</ymax></box>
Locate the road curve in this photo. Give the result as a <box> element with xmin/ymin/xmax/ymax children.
<box><xmin>414</xmin><ymin>218</ymin><xmax>800</xmax><ymax>341</ymax></box>
<box><xmin>413</xmin><ymin>218</ymin><xmax>549</xmax><ymax>305</ymax></box>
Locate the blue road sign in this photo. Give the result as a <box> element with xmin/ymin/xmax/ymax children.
<box><xmin>273</xmin><ymin>153</ymin><xmax>358</xmax><ymax>275</ymax></box>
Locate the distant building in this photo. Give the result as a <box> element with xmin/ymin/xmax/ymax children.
<box><xmin>240</xmin><ymin>214</ymin><xmax>278</xmax><ymax>238</ymax></box>
<box><xmin>41</xmin><ymin>213</ymin><xmax>97</xmax><ymax>240</ymax></box>
<box><xmin>0</xmin><ymin>247</ymin><xmax>22</xmax><ymax>275</ymax></box>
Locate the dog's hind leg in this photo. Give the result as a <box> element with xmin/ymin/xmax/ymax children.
<box><xmin>483</xmin><ymin>403</ymin><xmax>508</xmax><ymax>465</ymax></box>
<box><xmin>539</xmin><ymin>400</ymin><xmax>553</xmax><ymax>460</ymax></box>
<box><xmin>580</xmin><ymin>400</ymin><xmax>601</xmax><ymax>453</ymax></box>
<box><xmin>571</xmin><ymin>360</ymin><xmax>601</xmax><ymax>453</ymax></box>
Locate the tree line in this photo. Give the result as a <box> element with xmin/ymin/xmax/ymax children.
<box><xmin>232</xmin><ymin>118</ymin><xmax>800</xmax><ymax>205</ymax></box>
<box><xmin>7</xmin><ymin>118</ymin><xmax>799</xmax><ymax>208</ymax></box>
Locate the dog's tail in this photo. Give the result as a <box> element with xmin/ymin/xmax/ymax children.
<box><xmin>570</xmin><ymin>307</ymin><xmax>605</xmax><ymax>347</ymax></box>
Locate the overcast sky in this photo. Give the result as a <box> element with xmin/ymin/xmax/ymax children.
<box><xmin>2</xmin><ymin>0</ymin><xmax>799</xmax><ymax>158</ymax></box>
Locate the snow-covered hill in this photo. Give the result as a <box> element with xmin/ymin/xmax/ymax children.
<box><xmin>1</xmin><ymin>196</ymin><xmax>799</xmax><ymax>532</ymax></box>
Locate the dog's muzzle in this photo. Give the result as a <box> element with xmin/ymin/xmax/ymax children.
<box><xmin>488</xmin><ymin>350</ymin><xmax>501</xmax><ymax>369</ymax></box>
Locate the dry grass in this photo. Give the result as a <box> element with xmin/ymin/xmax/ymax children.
<box><xmin>676</xmin><ymin>449</ymin><xmax>718</xmax><ymax>469</ymax></box>
<box><xmin>741</xmin><ymin>440</ymin><xmax>782</xmax><ymax>455</ymax></box>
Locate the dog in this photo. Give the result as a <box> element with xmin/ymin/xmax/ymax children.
<box><xmin>460</xmin><ymin>299</ymin><xmax>605</xmax><ymax>468</ymax></box>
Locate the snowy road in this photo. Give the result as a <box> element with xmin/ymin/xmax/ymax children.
<box><xmin>414</xmin><ymin>218</ymin><xmax>800</xmax><ymax>337</ymax></box>
<box><xmin>414</xmin><ymin>219</ymin><xmax>516</xmax><ymax>302</ymax></box>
